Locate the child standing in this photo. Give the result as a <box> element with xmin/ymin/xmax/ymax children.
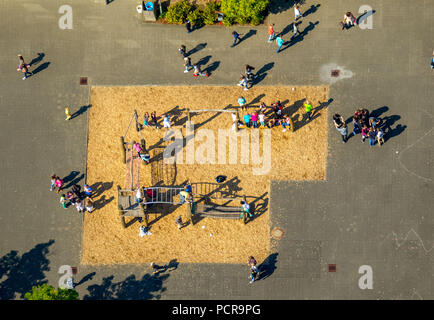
<box><xmin>259</xmin><ymin>102</ymin><xmax>267</xmax><ymax>114</ymax></box>
<box><xmin>83</xmin><ymin>184</ymin><xmax>93</xmax><ymax>197</ymax></box>
<box><xmin>67</xmin><ymin>191</ymin><xmax>77</xmax><ymax>206</ymax></box>
<box><xmin>65</xmin><ymin>107</ymin><xmax>72</xmax><ymax>121</ymax></box>
<box><xmin>241</xmin><ymin>200</ymin><xmax>252</xmax><ymax>218</ymax></box>
<box><xmin>368</xmin><ymin>127</ymin><xmax>376</xmax><ymax>147</ymax></box>
<box><xmin>304</xmin><ymin>100</ymin><xmax>313</xmax><ymax>120</ymax></box>
<box><xmin>136</xmin><ymin>187</ymin><xmax>142</xmax><ymax>204</ymax></box>
<box><xmin>361</xmin><ymin>125</ymin><xmax>369</xmax><ymax>143</ymax></box>
<box><xmin>151</xmin><ymin>111</ymin><xmax>159</xmax><ymax>129</ymax></box>
<box><xmin>163</xmin><ymin>114</ymin><xmax>171</xmax><ymax>129</ymax></box>
<box><xmin>238</xmin><ymin>97</ymin><xmax>247</xmax><ymax>111</ymax></box>
<box><xmin>60</xmin><ymin>194</ymin><xmax>67</xmax><ymax>209</ymax></box>
<box><xmin>259</xmin><ymin>112</ymin><xmax>266</xmax><ymax>127</ymax></box>
<box><xmin>84</xmin><ymin>197</ymin><xmax>94</xmax><ymax>213</ymax></box>
<box><xmin>143</xmin><ymin>112</ymin><xmax>149</xmax><ymax>127</ymax></box>
<box><xmin>351</xmin><ymin>115</ymin><xmax>361</xmax><ymax>137</ymax></box>
<box><xmin>185</xmin><ymin>20</ymin><xmax>192</xmax><ymax>33</ymax></box>
<box><xmin>243</xmin><ymin>113</ymin><xmax>252</xmax><ymax>128</ymax></box>
<box><xmin>268</xmin><ymin>23</ymin><xmax>275</xmax><ymax>43</ymax></box>
<box><xmin>281</xmin><ymin>115</ymin><xmax>291</xmax><ymax>132</ymax></box>
<box><xmin>75</xmin><ymin>199</ymin><xmax>84</xmax><ymax>213</ymax></box>
<box><xmin>376</xmin><ymin>127</ymin><xmax>385</xmax><ymax>146</ymax></box>
<box><xmin>251</xmin><ymin>111</ymin><xmax>258</xmax><ymax>128</ymax></box>
<box><xmin>50</xmin><ymin>174</ymin><xmax>57</xmax><ymax>191</ymax></box>
<box><xmin>430</xmin><ymin>52</ymin><xmax>434</xmax><ymax>69</ymax></box>
<box><xmin>175</xmin><ymin>215</ymin><xmax>183</xmax><ymax>230</ymax></box>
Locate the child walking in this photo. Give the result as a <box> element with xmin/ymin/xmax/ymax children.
<box><xmin>238</xmin><ymin>75</ymin><xmax>249</xmax><ymax>91</ymax></box>
<box><xmin>268</xmin><ymin>23</ymin><xmax>275</xmax><ymax>43</ymax></box>
<box><xmin>175</xmin><ymin>215</ymin><xmax>183</xmax><ymax>230</ymax></box>
<box><xmin>184</xmin><ymin>57</ymin><xmax>192</xmax><ymax>73</ymax></box>
<box><xmin>55</xmin><ymin>177</ymin><xmax>64</xmax><ymax>193</ymax></box>
<box><xmin>178</xmin><ymin>45</ymin><xmax>187</xmax><ymax>58</ymax></box>
<box><xmin>291</xmin><ymin>21</ymin><xmax>301</xmax><ymax>40</ymax></box>
<box><xmin>294</xmin><ymin>4</ymin><xmax>302</xmax><ymax>20</ymax></box>
<box><xmin>17</xmin><ymin>54</ymin><xmax>32</xmax><ymax>80</ymax></box>
<box><xmin>231</xmin><ymin>31</ymin><xmax>241</xmax><ymax>47</ymax></box>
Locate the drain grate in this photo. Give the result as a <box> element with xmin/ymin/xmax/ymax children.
<box><xmin>80</xmin><ymin>77</ymin><xmax>88</xmax><ymax>85</ymax></box>
<box><xmin>331</xmin><ymin>70</ymin><xmax>340</xmax><ymax>77</ymax></box>
<box><xmin>328</xmin><ymin>264</ymin><xmax>337</xmax><ymax>272</ymax></box>
<box><xmin>271</xmin><ymin>227</ymin><xmax>285</xmax><ymax>240</ymax></box>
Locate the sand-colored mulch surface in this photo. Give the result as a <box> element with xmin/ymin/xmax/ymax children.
<box><xmin>82</xmin><ymin>86</ymin><xmax>329</xmax><ymax>265</ymax></box>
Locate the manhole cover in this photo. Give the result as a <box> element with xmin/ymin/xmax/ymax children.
<box><xmin>328</xmin><ymin>264</ymin><xmax>336</xmax><ymax>272</ymax></box>
<box><xmin>271</xmin><ymin>227</ymin><xmax>285</xmax><ymax>240</ymax></box>
<box><xmin>331</xmin><ymin>70</ymin><xmax>340</xmax><ymax>77</ymax></box>
<box><xmin>80</xmin><ymin>77</ymin><xmax>88</xmax><ymax>85</ymax></box>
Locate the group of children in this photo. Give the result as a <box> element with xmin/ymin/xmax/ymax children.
<box><xmin>179</xmin><ymin>45</ymin><xmax>209</xmax><ymax>77</ymax></box>
<box><xmin>333</xmin><ymin>108</ymin><xmax>385</xmax><ymax>146</ymax></box>
<box><xmin>236</xmin><ymin>97</ymin><xmax>314</xmax><ymax>132</ymax></box>
<box><xmin>52</xmin><ymin>174</ymin><xmax>95</xmax><ymax>213</ymax></box>
<box><xmin>142</xmin><ymin>111</ymin><xmax>172</xmax><ymax>130</ymax></box>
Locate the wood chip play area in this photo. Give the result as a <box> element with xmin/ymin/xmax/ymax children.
<box><xmin>82</xmin><ymin>86</ymin><xmax>329</xmax><ymax>265</ymax></box>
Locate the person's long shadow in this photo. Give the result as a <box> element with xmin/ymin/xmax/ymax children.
<box><xmin>0</xmin><ymin>240</ymin><xmax>54</xmax><ymax>299</ymax></box>
<box><xmin>357</xmin><ymin>10</ymin><xmax>376</xmax><ymax>24</ymax></box>
<box><xmin>280</xmin><ymin>21</ymin><xmax>319</xmax><ymax>52</ymax></box>
<box><xmin>153</xmin><ymin>259</ymin><xmax>179</xmax><ymax>274</ymax></box>
<box><xmin>203</xmin><ymin>61</ymin><xmax>220</xmax><ymax>76</ymax></box>
<box><xmin>186</xmin><ymin>43</ymin><xmax>207</xmax><ymax>57</ymax></box>
<box><xmin>83</xmin><ymin>272</ymin><xmax>170</xmax><ymax>300</ymax></box>
<box><xmin>31</xmin><ymin>62</ymin><xmax>50</xmax><ymax>76</ymax></box>
<box><xmin>257</xmin><ymin>252</ymin><xmax>278</xmax><ymax>281</ymax></box>
<box><xmin>91</xmin><ymin>181</ymin><xmax>114</xmax><ymax>198</ymax></box>
<box><xmin>239</xmin><ymin>29</ymin><xmax>257</xmax><ymax>44</ymax></box>
<box><xmin>252</xmin><ymin>62</ymin><xmax>274</xmax><ymax>85</ymax></box>
<box><xmin>74</xmin><ymin>272</ymin><xmax>96</xmax><ymax>287</ymax></box>
<box><xmin>94</xmin><ymin>195</ymin><xmax>114</xmax><ymax>210</ymax></box>
<box><xmin>302</xmin><ymin>3</ymin><xmax>320</xmax><ymax>18</ymax></box>
<box><xmin>70</xmin><ymin>104</ymin><xmax>92</xmax><ymax>120</ymax></box>
<box><xmin>196</xmin><ymin>55</ymin><xmax>211</xmax><ymax>68</ymax></box>
<box><xmin>386</xmin><ymin>124</ymin><xmax>407</xmax><ymax>141</ymax></box>
<box><xmin>29</xmin><ymin>53</ymin><xmax>45</xmax><ymax>67</ymax></box>
<box><xmin>370</xmin><ymin>106</ymin><xmax>389</xmax><ymax>119</ymax></box>
<box><xmin>63</xmin><ymin>171</ymin><xmax>85</xmax><ymax>189</ymax></box>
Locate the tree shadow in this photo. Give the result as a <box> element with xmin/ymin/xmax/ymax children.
<box><xmin>0</xmin><ymin>240</ymin><xmax>54</xmax><ymax>299</ymax></box>
<box><xmin>106</xmin><ymin>0</ymin><xmax>115</xmax><ymax>4</ymax></box>
<box><xmin>83</xmin><ymin>272</ymin><xmax>169</xmax><ymax>300</ymax></box>
<box><xmin>280</xmin><ymin>21</ymin><xmax>319</xmax><ymax>52</ymax></box>
<box><xmin>74</xmin><ymin>272</ymin><xmax>96</xmax><ymax>287</ymax></box>
<box><xmin>357</xmin><ymin>9</ymin><xmax>376</xmax><ymax>24</ymax></box>
<box><xmin>302</xmin><ymin>3</ymin><xmax>320</xmax><ymax>18</ymax></box>
<box><xmin>268</xmin><ymin>0</ymin><xmax>305</xmax><ymax>15</ymax></box>
<box><xmin>31</xmin><ymin>62</ymin><xmax>50</xmax><ymax>76</ymax></box>
<box><xmin>239</xmin><ymin>29</ymin><xmax>257</xmax><ymax>44</ymax></box>
<box><xmin>70</xmin><ymin>104</ymin><xmax>92</xmax><ymax>120</ymax></box>
<box><xmin>257</xmin><ymin>252</ymin><xmax>278</xmax><ymax>281</ymax></box>
<box><xmin>186</xmin><ymin>43</ymin><xmax>207</xmax><ymax>56</ymax></box>
<box><xmin>29</xmin><ymin>53</ymin><xmax>45</xmax><ymax>67</ymax></box>
<box><xmin>252</xmin><ymin>62</ymin><xmax>274</xmax><ymax>85</ymax></box>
